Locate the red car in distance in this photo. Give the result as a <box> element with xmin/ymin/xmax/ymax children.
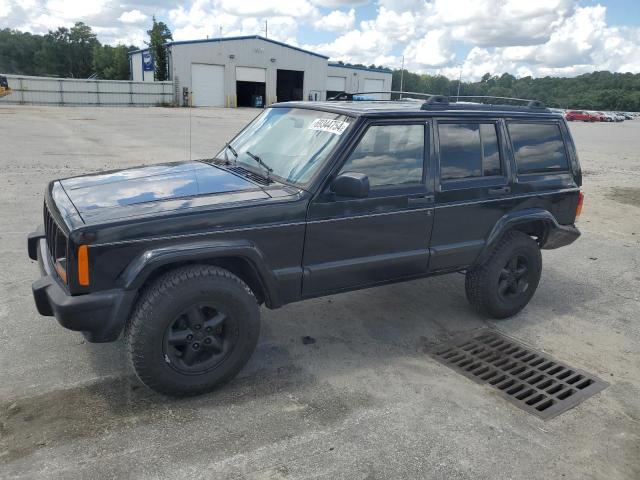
<box><xmin>565</xmin><ymin>110</ymin><xmax>595</xmax><ymax>122</ymax></box>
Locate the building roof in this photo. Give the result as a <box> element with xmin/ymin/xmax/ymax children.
<box><xmin>328</xmin><ymin>63</ymin><xmax>393</xmax><ymax>74</ymax></box>
<box><xmin>129</xmin><ymin>35</ymin><xmax>329</xmax><ymax>59</ymax></box>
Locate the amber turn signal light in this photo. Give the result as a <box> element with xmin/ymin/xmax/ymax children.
<box><xmin>77</xmin><ymin>245</ymin><xmax>90</xmax><ymax>286</ymax></box>
<box><xmin>575</xmin><ymin>191</ymin><xmax>584</xmax><ymax>220</ymax></box>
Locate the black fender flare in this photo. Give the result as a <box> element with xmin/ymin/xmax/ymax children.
<box><xmin>476</xmin><ymin>208</ymin><xmax>572</xmax><ymax>265</ymax></box>
<box><xmin>117</xmin><ymin>239</ymin><xmax>283</xmax><ymax>308</ymax></box>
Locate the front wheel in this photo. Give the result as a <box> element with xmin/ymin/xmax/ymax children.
<box><xmin>126</xmin><ymin>265</ymin><xmax>260</xmax><ymax>396</ymax></box>
<box><xmin>465</xmin><ymin>231</ymin><xmax>542</xmax><ymax>319</ymax></box>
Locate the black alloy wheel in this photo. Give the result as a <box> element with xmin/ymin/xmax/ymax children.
<box><xmin>497</xmin><ymin>254</ymin><xmax>530</xmax><ymax>302</ymax></box>
<box><xmin>163</xmin><ymin>303</ymin><xmax>239</xmax><ymax>374</ymax></box>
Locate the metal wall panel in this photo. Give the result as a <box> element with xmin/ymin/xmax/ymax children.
<box><xmin>327</xmin><ymin>65</ymin><xmax>392</xmax><ymax>99</ymax></box>
<box><xmin>1</xmin><ymin>74</ymin><xmax>174</xmax><ymax>106</ymax></box>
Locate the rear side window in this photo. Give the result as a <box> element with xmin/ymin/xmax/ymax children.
<box><xmin>508</xmin><ymin>123</ymin><xmax>569</xmax><ymax>174</ymax></box>
<box><xmin>438</xmin><ymin>123</ymin><xmax>502</xmax><ymax>181</ymax></box>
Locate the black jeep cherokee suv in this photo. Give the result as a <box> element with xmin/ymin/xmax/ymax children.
<box><xmin>28</xmin><ymin>95</ymin><xmax>583</xmax><ymax>396</ymax></box>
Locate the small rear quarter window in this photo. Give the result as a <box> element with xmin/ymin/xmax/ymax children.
<box><xmin>508</xmin><ymin>123</ymin><xmax>569</xmax><ymax>174</ymax></box>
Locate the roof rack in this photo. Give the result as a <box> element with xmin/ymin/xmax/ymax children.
<box><xmin>327</xmin><ymin>90</ymin><xmax>439</xmax><ymax>101</ymax></box>
<box><xmin>326</xmin><ymin>91</ymin><xmax>547</xmax><ymax>111</ymax></box>
<box><xmin>451</xmin><ymin>95</ymin><xmax>546</xmax><ymax>109</ymax></box>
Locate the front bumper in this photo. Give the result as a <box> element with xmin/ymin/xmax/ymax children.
<box><xmin>30</xmin><ymin>231</ymin><xmax>135</xmax><ymax>343</ymax></box>
<box><xmin>542</xmin><ymin>223</ymin><xmax>581</xmax><ymax>249</ymax></box>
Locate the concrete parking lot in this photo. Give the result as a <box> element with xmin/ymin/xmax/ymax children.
<box><xmin>0</xmin><ymin>105</ymin><xmax>638</xmax><ymax>479</ymax></box>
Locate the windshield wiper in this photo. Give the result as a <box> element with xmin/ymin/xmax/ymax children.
<box><xmin>223</xmin><ymin>142</ymin><xmax>238</xmax><ymax>164</ymax></box>
<box><xmin>246</xmin><ymin>150</ymin><xmax>273</xmax><ymax>178</ymax></box>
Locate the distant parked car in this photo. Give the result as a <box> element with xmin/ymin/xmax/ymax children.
<box><xmin>590</xmin><ymin>111</ymin><xmax>606</xmax><ymax>122</ymax></box>
<box><xmin>613</xmin><ymin>113</ymin><xmax>625</xmax><ymax>122</ymax></box>
<box><xmin>565</xmin><ymin>110</ymin><xmax>593</xmax><ymax>122</ymax></box>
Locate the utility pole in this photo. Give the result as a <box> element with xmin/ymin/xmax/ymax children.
<box><xmin>399</xmin><ymin>55</ymin><xmax>404</xmax><ymax>100</ymax></box>
<box><xmin>456</xmin><ymin>64</ymin><xmax>463</xmax><ymax>98</ymax></box>
<box><xmin>265</xmin><ymin>20</ymin><xmax>268</xmax><ymax>38</ymax></box>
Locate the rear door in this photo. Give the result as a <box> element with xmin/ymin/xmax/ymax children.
<box><xmin>430</xmin><ymin>118</ymin><xmax>517</xmax><ymax>271</ymax></box>
<box><xmin>302</xmin><ymin>119</ymin><xmax>434</xmax><ymax>296</ymax></box>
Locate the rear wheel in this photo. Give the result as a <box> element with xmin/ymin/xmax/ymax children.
<box><xmin>127</xmin><ymin>265</ymin><xmax>260</xmax><ymax>396</ymax></box>
<box><xmin>465</xmin><ymin>231</ymin><xmax>542</xmax><ymax>319</ymax></box>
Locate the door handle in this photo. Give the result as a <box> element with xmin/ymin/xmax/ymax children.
<box><xmin>488</xmin><ymin>186</ymin><xmax>511</xmax><ymax>195</ymax></box>
<box><xmin>408</xmin><ymin>195</ymin><xmax>434</xmax><ymax>206</ymax></box>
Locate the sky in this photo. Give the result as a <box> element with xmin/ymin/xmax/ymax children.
<box><xmin>1</xmin><ymin>0</ymin><xmax>640</xmax><ymax>81</ymax></box>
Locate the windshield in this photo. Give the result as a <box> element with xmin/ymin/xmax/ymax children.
<box><xmin>217</xmin><ymin>107</ymin><xmax>352</xmax><ymax>187</ymax></box>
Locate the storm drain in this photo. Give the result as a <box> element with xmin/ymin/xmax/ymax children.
<box><xmin>427</xmin><ymin>330</ymin><xmax>608</xmax><ymax>420</ymax></box>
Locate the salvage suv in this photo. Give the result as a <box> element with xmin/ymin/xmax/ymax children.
<box><xmin>29</xmin><ymin>94</ymin><xmax>583</xmax><ymax>396</ymax></box>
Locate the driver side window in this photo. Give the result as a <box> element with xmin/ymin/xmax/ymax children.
<box><xmin>339</xmin><ymin>124</ymin><xmax>425</xmax><ymax>188</ymax></box>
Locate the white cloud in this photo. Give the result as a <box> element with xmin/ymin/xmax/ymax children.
<box><xmin>436</xmin><ymin>5</ymin><xmax>640</xmax><ymax>80</ymax></box>
<box><xmin>0</xmin><ymin>0</ymin><xmax>12</xmax><ymax>19</ymax></box>
<box><xmin>309</xmin><ymin>0</ymin><xmax>367</xmax><ymax>6</ymax></box>
<box><xmin>314</xmin><ymin>9</ymin><xmax>355</xmax><ymax>32</ymax></box>
<box><xmin>361</xmin><ymin>7</ymin><xmax>416</xmax><ymax>42</ymax></box>
<box><xmin>44</xmin><ymin>0</ymin><xmax>109</xmax><ymax>20</ymax></box>
<box><xmin>119</xmin><ymin>9</ymin><xmax>147</xmax><ymax>25</ymax></box>
<box><xmin>403</xmin><ymin>29</ymin><xmax>454</xmax><ymax>68</ymax></box>
<box><xmin>1</xmin><ymin>0</ymin><xmax>639</xmax><ymax>80</ymax></box>
<box><xmin>216</xmin><ymin>0</ymin><xmax>317</xmax><ymax>19</ymax></box>
<box><xmin>304</xmin><ymin>28</ymin><xmax>391</xmax><ymax>64</ymax></box>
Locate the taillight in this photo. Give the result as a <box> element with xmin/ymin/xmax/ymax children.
<box><xmin>575</xmin><ymin>191</ymin><xmax>584</xmax><ymax>220</ymax></box>
<box><xmin>77</xmin><ymin>245</ymin><xmax>90</xmax><ymax>286</ymax></box>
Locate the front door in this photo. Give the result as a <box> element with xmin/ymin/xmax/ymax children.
<box><xmin>302</xmin><ymin>121</ymin><xmax>434</xmax><ymax>296</ymax></box>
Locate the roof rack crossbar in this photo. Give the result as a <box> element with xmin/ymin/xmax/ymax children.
<box><xmin>451</xmin><ymin>95</ymin><xmax>546</xmax><ymax>108</ymax></box>
<box><xmin>327</xmin><ymin>90</ymin><xmax>440</xmax><ymax>101</ymax></box>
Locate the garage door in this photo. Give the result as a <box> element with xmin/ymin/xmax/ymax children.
<box><xmin>236</xmin><ymin>67</ymin><xmax>266</xmax><ymax>83</ymax></box>
<box><xmin>327</xmin><ymin>76</ymin><xmax>347</xmax><ymax>92</ymax></box>
<box><xmin>191</xmin><ymin>64</ymin><xmax>225</xmax><ymax>107</ymax></box>
<box><xmin>363</xmin><ymin>78</ymin><xmax>385</xmax><ymax>99</ymax></box>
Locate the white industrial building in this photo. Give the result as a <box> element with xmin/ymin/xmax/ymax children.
<box><xmin>129</xmin><ymin>35</ymin><xmax>392</xmax><ymax>107</ymax></box>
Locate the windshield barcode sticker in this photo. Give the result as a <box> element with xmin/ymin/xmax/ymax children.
<box><xmin>309</xmin><ymin>119</ymin><xmax>350</xmax><ymax>135</ymax></box>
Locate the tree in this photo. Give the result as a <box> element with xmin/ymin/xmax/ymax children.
<box><xmin>146</xmin><ymin>17</ymin><xmax>173</xmax><ymax>81</ymax></box>
<box><xmin>32</xmin><ymin>22</ymin><xmax>98</xmax><ymax>77</ymax></box>
<box><xmin>68</xmin><ymin>22</ymin><xmax>99</xmax><ymax>78</ymax></box>
<box><xmin>93</xmin><ymin>44</ymin><xmax>137</xmax><ymax>79</ymax></box>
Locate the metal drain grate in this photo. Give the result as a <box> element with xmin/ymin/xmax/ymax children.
<box><xmin>427</xmin><ymin>330</ymin><xmax>608</xmax><ymax>419</ymax></box>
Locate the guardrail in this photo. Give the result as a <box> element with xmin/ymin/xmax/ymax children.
<box><xmin>0</xmin><ymin>74</ymin><xmax>174</xmax><ymax>106</ymax></box>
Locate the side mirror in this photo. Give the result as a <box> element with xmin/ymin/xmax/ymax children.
<box><xmin>330</xmin><ymin>172</ymin><xmax>370</xmax><ymax>198</ymax></box>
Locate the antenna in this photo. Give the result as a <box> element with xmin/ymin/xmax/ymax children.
<box><xmin>399</xmin><ymin>55</ymin><xmax>404</xmax><ymax>100</ymax></box>
<box><xmin>265</xmin><ymin>19</ymin><xmax>268</xmax><ymax>38</ymax></box>
<box><xmin>188</xmin><ymin>82</ymin><xmax>193</xmax><ymax>161</ymax></box>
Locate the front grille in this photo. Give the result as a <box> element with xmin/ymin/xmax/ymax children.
<box><xmin>426</xmin><ymin>330</ymin><xmax>608</xmax><ymax>420</ymax></box>
<box><xmin>43</xmin><ymin>202</ymin><xmax>68</xmax><ymax>277</ymax></box>
<box><xmin>227</xmin><ymin>166</ymin><xmax>273</xmax><ymax>186</ymax></box>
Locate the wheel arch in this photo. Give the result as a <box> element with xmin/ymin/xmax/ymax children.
<box><xmin>118</xmin><ymin>240</ymin><xmax>282</xmax><ymax>309</ymax></box>
<box><xmin>476</xmin><ymin>208</ymin><xmax>559</xmax><ymax>265</ymax></box>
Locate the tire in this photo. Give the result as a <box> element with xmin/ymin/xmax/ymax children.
<box><xmin>465</xmin><ymin>231</ymin><xmax>542</xmax><ymax>319</ymax></box>
<box><xmin>126</xmin><ymin>265</ymin><xmax>260</xmax><ymax>396</ymax></box>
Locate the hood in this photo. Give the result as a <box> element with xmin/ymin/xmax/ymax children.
<box><xmin>59</xmin><ymin>161</ymin><xmax>270</xmax><ymax>224</ymax></box>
